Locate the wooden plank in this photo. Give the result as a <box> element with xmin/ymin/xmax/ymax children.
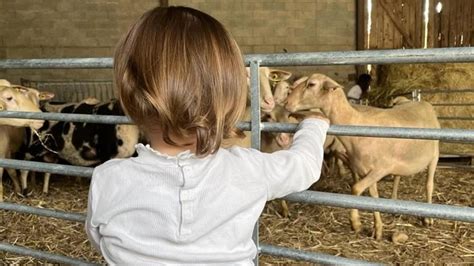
<box><xmin>376</xmin><ymin>0</ymin><xmax>385</xmax><ymax>49</ymax></box>
<box><xmin>471</xmin><ymin>0</ymin><xmax>474</xmax><ymax>46</ymax></box>
<box><xmin>414</xmin><ymin>0</ymin><xmax>422</xmax><ymax>48</ymax></box>
<box><xmin>462</xmin><ymin>0</ymin><xmax>471</xmax><ymax>46</ymax></box>
<box><xmin>440</xmin><ymin>0</ymin><xmax>450</xmax><ymax>47</ymax></box>
<box><xmin>384</xmin><ymin>2</ymin><xmax>394</xmax><ymax>48</ymax></box>
<box><xmin>379</xmin><ymin>0</ymin><xmax>415</xmax><ymax>48</ymax></box>
<box><xmin>356</xmin><ymin>0</ymin><xmax>368</xmax><ymax>76</ymax></box>
<box><xmin>408</xmin><ymin>0</ymin><xmax>416</xmax><ymax>47</ymax></box>
<box><xmin>449</xmin><ymin>0</ymin><xmax>457</xmax><ymax>46</ymax></box>
<box><xmin>428</xmin><ymin>0</ymin><xmax>439</xmax><ymax>48</ymax></box>
<box><xmin>356</xmin><ymin>0</ymin><xmax>367</xmax><ymax>50</ymax></box>
<box><xmin>392</xmin><ymin>2</ymin><xmax>403</xmax><ymax>49</ymax></box>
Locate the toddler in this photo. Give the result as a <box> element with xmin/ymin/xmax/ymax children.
<box><xmin>85</xmin><ymin>6</ymin><xmax>329</xmax><ymax>265</ymax></box>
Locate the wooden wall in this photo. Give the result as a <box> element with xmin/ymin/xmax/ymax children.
<box><xmin>358</xmin><ymin>0</ymin><xmax>474</xmax><ymax>49</ymax></box>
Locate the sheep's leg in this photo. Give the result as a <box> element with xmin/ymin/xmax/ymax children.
<box><xmin>350</xmin><ymin>170</ymin><xmax>385</xmax><ymax>235</ymax></box>
<box><xmin>423</xmin><ymin>156</ymin><xmax>438</xmax><ymax>226</ymax></box>
<box><xmin>368</xmin><ymin>183</ymin><xmax>383</xmax><ymax>240</ymax></box>
<box><xmin>336</xmin><ymin>158</ymin><xmax>345</xmax><ymax>177</ymax></box>
<box><xmin>391</xmin><ymin>175</ymin><xmax>400</xmax><ymax>199</ymax></box>
<box><xmin>20</xmin><ymin>170</ymin><xmax>31</xmax><ymax>197</ymax></box>
<box><xmin>31</xmin><ymin>171</ymin><xmax>37</xmax><ymax>190</ymax></box>
<box><xmin>0</xmin><ymin>167</ymin><xmax>4</xmax><ymax>201</ymax></box>
<box><xmin>280</xmin><ymin>200</ymin><xmax>289</xmax><ymax>218</ymax></box>
<box><xmin>351</xmin><ymin>171</ymin><xmax>360</xmax><ymax>183</ymax></box>
<box><xmin>43</xmin><ymin>172</ymin><xmax>51</xmax><ymax>194</ymax></box>
<box><xmin>6</xmin><ymin>168</ymin><xmax>22</xmax><ymax>197</ymax></box>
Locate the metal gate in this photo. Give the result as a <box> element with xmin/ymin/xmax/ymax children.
<box><xmin>1</xmin><ymin>47</ymin><xmax>474</xmax><ymax>265</ymax></box>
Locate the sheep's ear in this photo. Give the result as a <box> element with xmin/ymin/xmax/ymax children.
<box><xmin>268</xmin><ymin>69</ymin><xmax>292</xmax><ymax>82</ymax></box>
<box><xmin>39</xmin><ymin>91</ymin><xmax>55</xmax><ymax>100</ymax></box>
<box><xmin>323</xmin><ymin>77</ymin><xmax>342</xmax><ymax>91</ymax></box>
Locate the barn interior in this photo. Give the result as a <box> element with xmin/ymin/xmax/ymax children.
<box><xmin>0</xmin><ymin>0</ymin><xmax>473</xmax><ymax>264</ymax></box>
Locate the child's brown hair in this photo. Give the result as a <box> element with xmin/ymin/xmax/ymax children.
<box><xmin>114</xmin><ymin>6</ymin><xmax>247</xmax><ymax>156</ymax></box>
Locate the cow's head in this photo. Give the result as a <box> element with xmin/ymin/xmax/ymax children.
<box><xmin>0</xmin><ymin>84</ymin><xmax>54</xmax><ymax>129</ymax></box>
<box><xmin>285</xmin><ymin>74</ymin><xmax>342</xmax><ymax>113</ymax></box>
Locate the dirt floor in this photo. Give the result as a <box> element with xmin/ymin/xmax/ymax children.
<box><xmin>1</xmin><ymin>166</ymin><xmax>473</xmax><ymax>265</ymax></box>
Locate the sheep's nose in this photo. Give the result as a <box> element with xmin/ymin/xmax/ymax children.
<box><xmin>261</xmin><ymin>96</ymin><xmax>275</xmax><ymax>113</ymax></box>
<box><xmin>276</xmin><ymin>133</ymin><xmax>292</xmax><ymax>149</ymax></box>
<box><xmin>285</xmin><ymin>102</ymin><xmax>296</xmax><ymax>113</ymax></box>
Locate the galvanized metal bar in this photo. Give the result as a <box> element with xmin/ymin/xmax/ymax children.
<box><xmin>250</xmin><ymin>61</ymin><xmax>262</xmax><ymax>149</ymax></box>
<box><xmin>392</xmin><ymin>88</ymin><xmax>474</xmax><ymax>97</ymax></box>
<box><xmin>0</xmin><ymin>242</ymin><xmax>97</xmax><ymax>266</ymax></box>
<box><xmin>2</xmin><ymin>158</ymin><xmax>474</xmax><ymax>223</ymax></box>
<box><xmin>0</xmin><ymin>111</ymin><xmax>133</xmax><ymax>124</ymax></box>
<box><xmin>244</xmin><ymin>47</ymin><xmax>474</xmax><ymax>66</ymax></box>
<box><xmin>1</xmin><ymin>48</ymin><xmax>474</xmax><ymax>69</ymax></box>
<box><xmin>1</xmin><ymin>111</ymin><xmax>473</xmax><ymax>142</ymax></box>
<box><xmin>0</xmin><ymin>58</ymin><xmax>113</xmax><ymax>69</ymax></box>
<box><xmin>0</xmin><ymin>201</ymin><xmax>86</xmax><ymax>222</ymax></box>
<box><xmin>262</xmin><ymin>123</ymin><xmax>474</xmax><ymax>143</ymax></box>
<box><xmin>249</xmin><ymin>60</ymin><xmax>261</xmax><ymax>266</ymax></box>
<box><xmin>0</xmin><ymin>158</ymin><xmax>93</xmax><ymax>178</ymax></box>
<box><xmin>283</xmin><ymin>191</ymin><xmax>474</xmax><ymax>223</ymax></box>
<box><xmin>438</xmin><ymin>116</ymin><xmax>474</xmax><ymax>121</ymax></box>
<box><xmin>259</xmin><ymin>244</ymin><xmax>380</xmax><ymax>265</ymax></box>
<box><xmin>420</xmin><ymin>88</ymin><xmax>474</xmax><ymax>94</ymax></box>
<box><xmin>432</xmin><ymin>103</ymin><xmax>474</xmax><ymax>106</ymax></box>
<box><xmin>0</xmin><ymin>111</ymin><xmax>251</xmax><ymax>129</ymax></box>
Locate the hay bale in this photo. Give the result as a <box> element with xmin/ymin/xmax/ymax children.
<box><xmin>370</xmin><ymin>63</ymin><xmax>474</xmax><ymax>155</ymax></box>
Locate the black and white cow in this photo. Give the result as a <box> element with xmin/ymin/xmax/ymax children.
<box><xmin>19</xmin><ymin>98</ymin><xmax>141</xmax><ymax>195</ymax></box>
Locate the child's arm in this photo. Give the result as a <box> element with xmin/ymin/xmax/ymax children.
<box><xmin>85</xmin><ymin>178</ymin><xmax>101</xmax><ymax>251</ymax></box>
<box><xmin>240</xmin><ymin>116</ymin><xmax>329</xmax><ymax>200</ymax></box>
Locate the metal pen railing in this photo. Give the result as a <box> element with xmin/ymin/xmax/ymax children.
<box><xmin>1</xmin><ymin>47</ymin><xmax>474</xmax><ymax>265</ymax></box>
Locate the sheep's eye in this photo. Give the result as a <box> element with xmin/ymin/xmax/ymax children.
<box><xmin>308</xmin><ymin>82</ymin><xmax>316</xmax><ymax>87</ymax></box>
<box><xmin>6</xmin><ymin>96</ymin><xmax>13</xmax><ymax>101</ymax></box>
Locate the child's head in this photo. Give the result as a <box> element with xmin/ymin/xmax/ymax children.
<box><xmin>114</xmin><ymin>6</ymin><xmax>247</xmax><ymax>156</ymax></box>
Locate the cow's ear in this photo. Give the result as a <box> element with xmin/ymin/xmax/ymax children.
<box><xmin>39</xmin><ymin>91</ymin><xmax>55</xmax><ymax>100</ymax></box>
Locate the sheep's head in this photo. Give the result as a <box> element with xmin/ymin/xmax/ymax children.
<box><xmin>0</xmin><ymin>84</ymin><xmax>54</xmax><ymax>129</ymax></box>
<box><xmin>285</xmin><ymin>74</ymin><xmax>342</xmax><ymax>113</ymax></box>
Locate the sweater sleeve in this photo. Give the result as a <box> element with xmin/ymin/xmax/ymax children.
<box><xmin>85</xmin><ymin>170</ymin><xmax>101</xmax><ymax>251</ymax></box>
<box><xmin>235</xmin><ymin>118</ymin><xmax>329</xmax><ymax>200</ymax></box>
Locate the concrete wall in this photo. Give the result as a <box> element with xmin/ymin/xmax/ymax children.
<box><xmin>0</xmin><ymin>0</ymin><xmax>356</xmax><ymax>88</ymax></box>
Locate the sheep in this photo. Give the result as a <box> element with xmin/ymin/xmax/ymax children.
<box><xmin>389</xmin><ymin>96</ymin><xmax>412</xmax><ymax>107</ymax></box>
<box><xmin>285</xmin><ymin>73</ymin><xmax>440</xmax><ymax>240</ymax></box>
<box><xmin>246</xmin><ymin>67</ymin><xmax>292</xmax><ymax>113</ymax></box>
<box><xmin>0</xmin><ymin>82</ymin><xmax>54</xmax><ymax>200</ymax></box>
<box><xmin>273</xmin><ymin>76</ymin><xmax>308</xmax><ymax>106</ymax></box>
<box><xmin>19</xmin><ymin>98</ymin><xmax>140</xmax><ymax>195</ymax></box>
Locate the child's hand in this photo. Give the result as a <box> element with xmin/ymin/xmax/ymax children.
<box><xmin>290</xmin><ymin>111</ymin><xmax>330</xmax><ymax>124</ymax></box>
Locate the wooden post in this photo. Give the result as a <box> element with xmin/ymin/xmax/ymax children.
<box><xmin>356</xmin><ymin>0</ymin><xmax>368</xmax><ymax>78</ymax></box>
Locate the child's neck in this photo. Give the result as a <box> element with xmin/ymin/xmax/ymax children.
<box><xmin>147</xmin><ymin>130</ymin><xmax>197</xmax><ymax>156</ymax></box>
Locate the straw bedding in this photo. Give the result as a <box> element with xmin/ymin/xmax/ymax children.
<box><xmin>371</xmin><ymin>63</ymin><xmax>474</xmax><ymax>155</ymax></box>
<box><xmin>1</xmin><ymin>166</ymin><xmax>472</xmax><ymax>265</ymax></box>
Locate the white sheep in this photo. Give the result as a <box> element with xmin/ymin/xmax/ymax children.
<box><xmin>286</xmin><ymin>73</ymin><xmax>440</xmax><ymax>240</ymax></box>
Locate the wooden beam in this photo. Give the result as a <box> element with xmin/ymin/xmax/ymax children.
<box><xmin>356</xmin><ymin>0</ymin><xmax>367</xmax><ymax>50</ymax></box>
<box><xmin>379</xmin><ymin>0</ymin><xmax>416</xmax><ymax>48</ymax></box>
<box><xmin>355</xmin><ymin>0</ymin><xmax>368</xmax><ymax>78</ymax></box>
